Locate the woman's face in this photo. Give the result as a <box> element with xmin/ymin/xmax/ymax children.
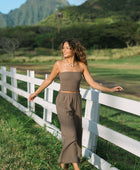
<box><xmin>62</xmin><ymin>42</ymin><xmax>75</xmax><ymax>58</ymax></box>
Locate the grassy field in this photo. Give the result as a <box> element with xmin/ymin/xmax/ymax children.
<box><xmin>0</xmin><ymin>96</ymin><xmax>96</xmax><ymax>170</ymax></box>
<box><xmin>0</xmin><ymin>46</ymin><xmax>140</xmax><ymax>169</ymax></box>
<box><xmin>1</xmin><ymin>46</ymin><xmax>140</xmax><ymax>101</ymax></box>
<box><xmin>0</xmin><ymin>92</ymin><xmax>140</xmax><ymax>170</ymax></box>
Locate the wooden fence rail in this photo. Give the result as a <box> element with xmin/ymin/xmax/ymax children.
<box><xmin>0</xmin><ymin>66</ymin><xmax>140</xmax><ymax>170</ymax></box>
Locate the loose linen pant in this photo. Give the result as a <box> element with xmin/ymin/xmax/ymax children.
<box><xmin>56</xmin><ymin>92</ymin><xmax>82</xmax><ymax>163</ymax></box>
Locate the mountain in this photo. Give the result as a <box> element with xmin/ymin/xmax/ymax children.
<box><xmin>81</xmin><ymin>0</ymin><xmax>140</xmax><ymax>21</ymax></box>
<box><xmin>0</xmin><ymin>0</ymin><xmax>69</xmax><ymax>28</ymax></box>
<box><xmin>40</xmin><ymin>0</ymin><xmax>140</xmax><ymax>27</ymax></box>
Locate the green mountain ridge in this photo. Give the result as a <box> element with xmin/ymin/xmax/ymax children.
<box><xmin>0</xmin><ymin>0</ymin><xmax>139</xmax><ymax>50</ymax></box>
<box><xmin>40</xmin><ymin>0</ymin><xmax>140</xmax><ymax>27</ymax></box>
<box><xmin>0</xmin><ymin>0</ymin><xmax>69</xmax><ymax>28</ymax></box>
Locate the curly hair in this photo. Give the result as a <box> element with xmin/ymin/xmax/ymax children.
<box><xmin>61</xmin><ymin>38</ymin><xmax>87</xmax><ymax>65</ymax></box>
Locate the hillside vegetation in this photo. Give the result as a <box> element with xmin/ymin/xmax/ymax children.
<box><xmin>0</xmin><ymin>0</ymin><xmax>139</xmax><ymax>51</ymax></box>
<box><xmin>0</xmin><ymin>0</ymin><xmax>69</xmax><ymax>28</ymax></box>
<box><xmin>40</xmin><ymin>0</ymin><xmax>140</xmax><ymax>26</ymax></box>
<box><xmin>39</xmin><ymin>0</ymin><xmax>140</xmax><ymax>48</ymax></box>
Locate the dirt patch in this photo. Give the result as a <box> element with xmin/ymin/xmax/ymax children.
<box><xmin>3</xmin><ymin>63</ymin><xmax>140</xmax><ymax>101</ymax></box>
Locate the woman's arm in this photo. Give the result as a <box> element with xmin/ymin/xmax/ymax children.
<box><xmin>28</xmin><ymin>61</ymin><xmax>59</xmax><ymax>101</ymax></box>
<box><xmin>82</xmin><ymin>64</ymin><xmax>123</xmax><ymax>92</ymax></box>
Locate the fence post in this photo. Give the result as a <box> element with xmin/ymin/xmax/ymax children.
<box><xmin>1</xmin><ymin>66</ymin><xmax>7</xmax><ymax>94</ymax></box>
<box><xmin>27</xmin><ymin>70</ymin><xmax>35</xmax><ymax>112</ymax></box>
<box><xmin>11</xmin><ymin>67</ymin><xmax>18</xmax><ymax>101</ymax></box>
<box><xmin>82</xmin><ymin>88</ymin><xmax>100</xmax><ymax>153</ymax></box>
<box><xmin>43</xmin><ymin>74</ymin><xmax>53</xmax><ymax>123</ymax></box>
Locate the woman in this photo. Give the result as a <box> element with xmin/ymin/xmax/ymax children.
<box><xmin>28</xmin><ymin>39</ymin><xmax>123</xmax><ymax>170</ymax></box>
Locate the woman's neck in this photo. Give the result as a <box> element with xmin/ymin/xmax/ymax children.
<box><xmin>65</xmin><ymin>56</ymin><xmax>75</xmax><ymax>65</ymax></box>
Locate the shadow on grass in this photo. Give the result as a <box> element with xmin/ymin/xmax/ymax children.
<box><xmin>100</xmin><ymin>115</ymin><xmax>140</xmax><ymax>141</ymax></box>
<box><xmin>96</xmin><ymin>137</ymin><xmax>140</xmax><ymax>170</ymax></box>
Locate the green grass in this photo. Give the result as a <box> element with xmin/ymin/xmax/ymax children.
<box><xmin>99</xmin><ymin>105</ymin><xmax>140</xmax><ymax>141</ymax></box>
<box><xmin>96</xmin><ymin>137</ymin><xmax>140</xmax><ymax>170</ymax></box>
<box><xmin>96</xmin><ymin>105</ymin><xmax>140</xmax><ymax>170</ymax></box>
<box><xmin>0</xmin><ymin>96</ymin><xmax>96</xmax><ymax>170</ymax></box>
<box><xmin>87</xmin><ymin>55</ymin><xmax>140</xmax><ymax>101</ymax></box>
<box><xmin>0</xmin><ymin>93</ymin><xmax>140</xmax><ymax>170</ymax></box>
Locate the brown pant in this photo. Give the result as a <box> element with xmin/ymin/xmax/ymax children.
<box><xmin>56</xmin><ymin>92</ymin><xmax>82</xmax><ymax>163</ymax></box>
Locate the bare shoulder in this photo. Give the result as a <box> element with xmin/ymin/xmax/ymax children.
<box><xmin>53</xmin><ymin>60</ymin><xmax>64</xmax><ymax>72</ymax></box>
<box><xmin>78</xmin><ymin>62</ymin><xmax>88</xmax><ymax>72</ymax></box>
<box><xmin>55</xmin><ymin>59</ymin><xmax>64</xmax><ymax>66</ymax></box>
<box><xmin>55</xmin><ymin>60</ymin><xmax>60</xmax><ymax>65</ymax></box>
<box><xmin>54</xmin><ymin>60</ymin><xmax>62</xmax><ymax>67</ymax></box>
<box><xmin>51</xmin><ymin>60</ymin><xmax>60</xmax><ymax>72</ymax></box>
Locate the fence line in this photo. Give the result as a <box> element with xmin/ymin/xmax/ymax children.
<box><xmin>0</xmin><ymin>66</ymin><xmax>140</xmax><ymax>170</ymax></box>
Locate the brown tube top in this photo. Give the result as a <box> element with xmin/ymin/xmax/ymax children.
<box><xmin>59</xmin><ymin>72</ymin><xmax>82</xmax><ymax>92</ymax></box>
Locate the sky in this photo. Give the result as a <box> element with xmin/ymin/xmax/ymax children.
<box><xmin>0</xmin><ymin>0</ymin><xmax>87</xmax><ymax>14</ymax></box>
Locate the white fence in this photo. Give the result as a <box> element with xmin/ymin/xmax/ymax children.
<box><xmin>0</xmin><ymin>66</ymin><xmax>140</xmax><ymax>170</ymax></box>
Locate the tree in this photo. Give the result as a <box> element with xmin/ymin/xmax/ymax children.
<box><xmin>0</xmin><ymin>38</ymin><xmax>19</xmax><ymax>57</ymax></box>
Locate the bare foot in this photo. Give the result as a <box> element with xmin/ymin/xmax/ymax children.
<box><xmin>72</xmin><ymin>163</ymin><xmax>80</xmax><ymax>170</ymax></box>
<box><xmin>60</xmin><ymin>163</ymin><xmax>67</xmax><ymax>170</ymax></box>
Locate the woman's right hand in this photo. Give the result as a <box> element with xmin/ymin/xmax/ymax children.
<box><xmin>28</xmin><ymin>93</ymin><xmax>37</xmax><ymax>101</ymax></box>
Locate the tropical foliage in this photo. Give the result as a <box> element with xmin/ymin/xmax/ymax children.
<box><xmin>0</xmin><ymin>0</ymin><xmax>139</xmax><ymax>53</ymax></box>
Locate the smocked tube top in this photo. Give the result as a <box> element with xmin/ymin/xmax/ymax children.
<box><xmin>59</xmin><ymin>72</ymin><xmax>82</xmax><ymax>92</ymax></box>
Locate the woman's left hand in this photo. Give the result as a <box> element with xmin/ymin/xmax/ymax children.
<box><xmin>110</xmin><ymin>86</ymin><xmax>124</xmax><ymax>92</ymax></box>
